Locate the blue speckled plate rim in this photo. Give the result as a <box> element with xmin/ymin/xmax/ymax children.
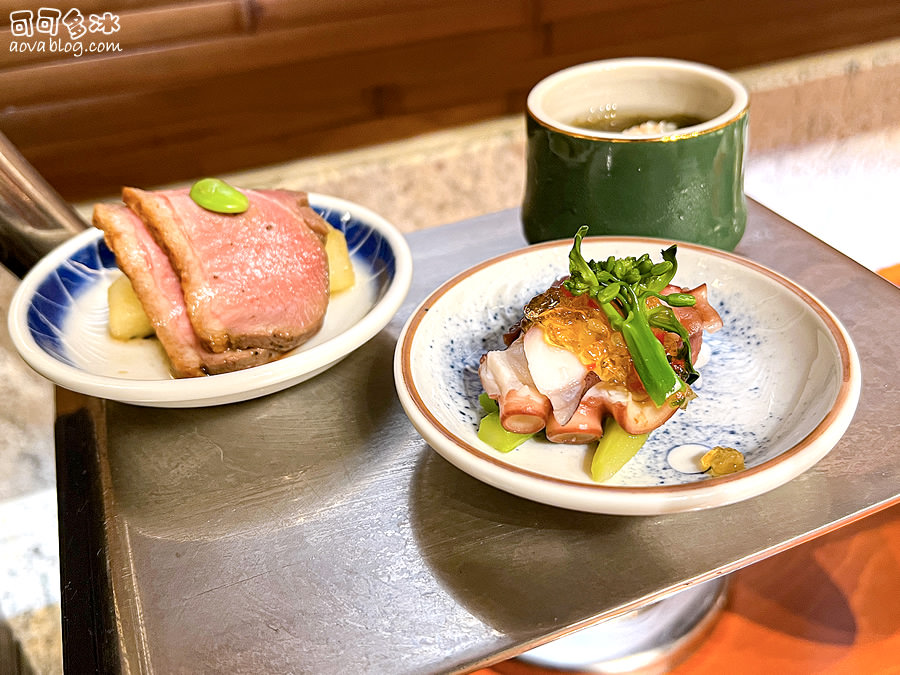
<box><xmin>8</xmin><ymin>193</ymin><xmax>413</xmax><ymax>406</ymax></box>
<box><xmin>396</xmin><ymin>236</ymin><xmax>861</xmax><ymax>496</ymax></box>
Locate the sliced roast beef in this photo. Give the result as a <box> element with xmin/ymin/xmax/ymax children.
<box><xmin>122</xmin><ymin>187</ymin><xmax>329</xmax><ymax>353</ymax></box>
<box><xmin>93</xmin><ymin>203</ymin><xmax>280</xmax><ymax>377</ymax></box>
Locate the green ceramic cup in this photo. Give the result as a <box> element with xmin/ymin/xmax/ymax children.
<box><xmin>522</xmin><ymin>58</ymin><xmax>749</xmax><ymax>250</ymax></box>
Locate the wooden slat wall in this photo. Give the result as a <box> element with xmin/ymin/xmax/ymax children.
<box><xmin>1</xmin><ymin>0</ymin><xmax>898</xmax><ymax>200</ymax></box>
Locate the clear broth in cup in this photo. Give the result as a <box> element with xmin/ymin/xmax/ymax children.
<box><xmin>570</xmin><ymin>110</ymin><xmax>705</xmax><ymax>134</ymax></box>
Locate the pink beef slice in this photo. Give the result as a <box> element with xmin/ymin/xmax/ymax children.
<box><xmin>93</xmin><ymin>203</ymin><xmax>281</xmax><ymax>377</ymax></box>
<box><xmin>121</xmin><ymin>186</ymin><xmax>330</xmax><ymax>353</ymax></box>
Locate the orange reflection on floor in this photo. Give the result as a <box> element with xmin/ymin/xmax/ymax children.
<box><xmin>878</xmin><ymin>263</ymin><xmax>900</xmax><ymax>286</ymax></box>
<box><xmin>476</xmin><ymin>505</ymin><xmax>900</xmax><ymax>675</ymax></box>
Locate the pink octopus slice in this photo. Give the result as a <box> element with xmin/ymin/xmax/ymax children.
<box><xmin>478</xmin><ymin>336</ymin><xmax>551</xmax><ymax>434</ymax></box>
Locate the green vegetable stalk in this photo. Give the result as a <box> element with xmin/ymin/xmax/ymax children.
<box><xmin>476</xmin><ymin>393</ymin><xmax>535</xmax><ymax>452</ymax></box>
<box><xmin>563</xmin><ymin>226</ymin><xmax>697</xmax><ymax>407</ymax></box>
<box><xmin>591</xmin><ymin>418</ymin><xmax>648</xmax><ymax>482</ymax></box>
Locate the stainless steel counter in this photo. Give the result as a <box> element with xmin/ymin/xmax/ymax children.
<box><xmin>55</xmin><ymin>200</ymin><xmax>900</xmax><ymax>674</ymax></box>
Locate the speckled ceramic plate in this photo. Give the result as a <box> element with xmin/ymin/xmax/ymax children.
<box><xmin>8</xmin><ymin>194</ymin><xmax>413</xmax><ymax>407</ymax></box>
<box><xmin>394</xmin><ymin>237</ymin><xmax>860</xmax><ymax>515</ymax></box>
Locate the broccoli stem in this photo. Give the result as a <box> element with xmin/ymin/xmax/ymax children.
<box><xmin>563</xmin><ymin>226</ymin><xmax>693</xmax><ymax>408</ymax></box>
<box><xmin>620</xmin><ymin>310</ymin><xmax>686</xmax><ymax>406</ymax></box>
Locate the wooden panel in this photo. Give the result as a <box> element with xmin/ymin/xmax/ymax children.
<box><xmin>254</xmin><ymin>0</ymin><xmax>527</xmax><ymax>31</ymax></box>
<box><xmin>17</xmin><ymin>99</ymin><xmax>512</xmax><ymax>196</ymax></box>
<box><xmin>549</xmin><ymin>0</ymin><xmax>900</xmax><ymax>67</ymax></box>
<box><xmin>0</xmin><ymin>0</ymin><xmax>173</xmax><ymax>28</ymax></box>
<box><xmin>537</xmin><ymin>0</ymin><xmax>681</xmax><ymax>22</ymax></box>
<box><xmin>1</xmin><ymin>28</ymin><xmax>537</xmax><ymax>141</ymax></box>
<box><xmin>1</xmin><ymin>27</ymin><xmax>537</xmax><ymax>196</ymax></box>
<box><xmin>0</xmin><ymin>5</ymin><xmax>532</xmax><ymax>107</ymax></box>
<box><xmin>1</xmin><ymin>72</ymin><xmax>376</xmax><ymax>147</ymax></box>
<box><xmin>0</xmin><ymin>0</ymin><xmax>477</xmax><ymax>30</ymax></box>
<box><xmin>1</xmin><ymin>0</ymin><xmax>897</xmax><ymax>200</ymax></box>
<box><xmin>253</xmin><ymin>0</ymin><xmax>447</xmax><ymax>26</ymax></box>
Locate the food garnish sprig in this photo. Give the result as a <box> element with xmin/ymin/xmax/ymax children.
<box><xmin>563</xmin><ymin>226</ymin><xmax>698</xmax><ymax>407</ymax></box>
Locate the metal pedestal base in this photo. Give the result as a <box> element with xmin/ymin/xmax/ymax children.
<box><xmin>518</xmin><ymin>576</ymin><xmax>730</xmax><ymax>674</ymax></box>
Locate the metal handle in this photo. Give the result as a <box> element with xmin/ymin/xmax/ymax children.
<box><xmin>0</xmin><ymin>131</ymin><xmax>86</xmax><ymax>277</ymax></box>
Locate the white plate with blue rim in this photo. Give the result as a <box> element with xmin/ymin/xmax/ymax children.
<box><xmin>8</xmin><ymin>193</ymin><xmax>413</xmax><ymax>407</ymax></box>
<box><xmin>394</xmin><ymin>236</ymin><xmax>861</xmax><ymax>515</ymax></box>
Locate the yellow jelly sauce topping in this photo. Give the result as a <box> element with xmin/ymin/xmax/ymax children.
<box><xmin>532</xmin><ymin>292</ymin><xmax>632</xmax><ymax>387</ymax></box>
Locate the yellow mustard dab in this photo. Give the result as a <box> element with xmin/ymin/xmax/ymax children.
<box><xmin>701</xmin><ymin>446</ymin><xmax>745</xmax><ymax>477</ymax></box>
